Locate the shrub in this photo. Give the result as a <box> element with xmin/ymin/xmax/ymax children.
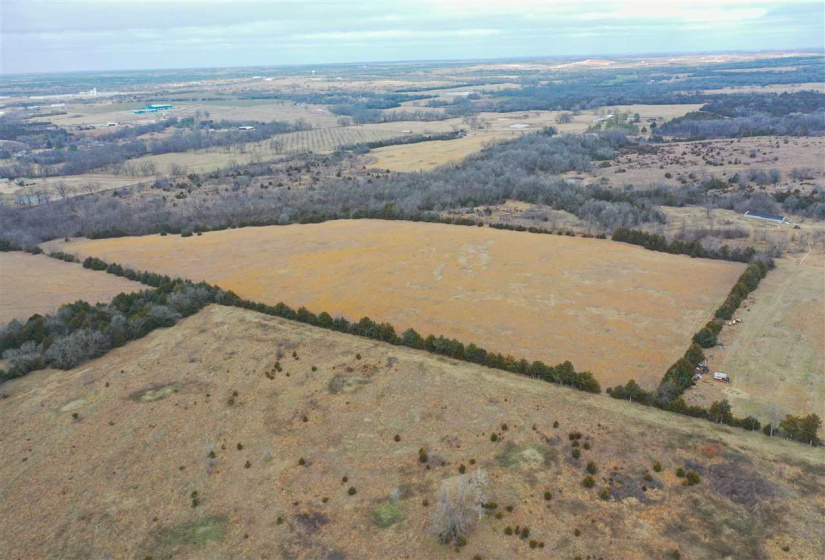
<box><xmin>394</xmin><ymin>434</ymin><xmax>401</xmax><ymax>442</ymax></box>
<box><xmin>419</xmin><ymin>448</ymin><xmax>429</xmax><ymax>463</ymax></box>
<box><xmin>572</xmin><ymin>449</ymin><xmax>581</xmax><ymax>460</ymax></box>
<box><xmin>599</xmin><ymin>488</ymin><xmax>610</xmax><ymax>501</ymax></box>
<box><xmin>348</xmin><ymin>487</ymin><xmax>357</xmax><ymax>496</ymax></box>
<box><xmin>684</xmin><ymin>471</ymin><xmax>701</xmax><ymax>486</ymax></box>
<box><xmin>676</xmin><ymin>467</ymin><xmax>686</xmax><ymax>478</ymax></box>
<box><xmin>490</xmin><ymin>433</ymin><xmax>498</xmax><ymax>442</ymax></box>
<box><xmin>298</xmin><ymin>457</ymin><xmax>306</xmax><ymax>466</ymax></box>
<box><xmin>501</xmin><ymin>423</ymin><xmax>508</xmax><ymax>431</ymax></box>
<box><xmin>553</xmin><ymin>421</ymin><xmax>559</xmax><ymax>428</ymax></box>
<box><xmin>653</xmin><ymin>461</ymin><xmax>662</xmax><ymax>472</ymax></box>
<box><xmin>586</xmin><ymin>461</ymin><xmax>598</xmax><ymax>475</ymax></box>
<box><xmin>458</xmin><ymin>465</ymin><xmax>466</xmax><ymax>474</ymax></box>
<box><xmin>574</xmin><ymin>528</ymin><xmax>581</xmax><ymax>537</ymax></box>
<box><xmin>544</xmin><ymin>491</ymin><xmax>552</xmax><ymax>501</ymax></box>
<box><xmin>504</xmin><ymin>526</ymin><xmax>513</xmax><ymax>535</ymax></box>
<box><xmin>529</xmin><ymin>540</ymin><xmax>538</xmax><ymax>549</ymax></box>
<box><xmin>582</xmin><ymin>476</ymin><xmax>595</xmax><ymax>488</ymax></box>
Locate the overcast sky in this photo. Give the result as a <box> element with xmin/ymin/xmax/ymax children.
<box><xmin>2</xmin><ymin>1</ymin><xmax>824</xmax><ymax>75</ymax></box>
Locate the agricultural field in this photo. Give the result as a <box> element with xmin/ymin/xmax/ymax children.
<box><xmin>30</xmin><ymin>99</ymin><xmax>342</xmax><ymax>130</ymax></box>
<box><xmin>368</xmin><ymin>105</ymin><xmax>704</xmax><ymax>172</ymax></box>
<box><xmin>1</xmin><ymin>304</ymin><xmax>821</xmax><ymax>559</ymax></box>
<box><xmin>43</xmin><ymin>220</ymin><xmax>745</xmax><ymax>387</ymax></box>
<box><xmin>688</xmin><ymin>258</ymin><xmax>825</xmax><ymax>420</ymax></box>
<box><xmin>0</xmin><ymin>252</ymin><xmax>144</xmax><ymax>322</ymax></box>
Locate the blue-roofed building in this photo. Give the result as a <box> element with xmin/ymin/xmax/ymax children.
<box><xmin>743</xmin><ymin>211</ymin><xmax>789</xmax><ymax>224</ymax></box>
<box><xmin>133</xmin><ymin>103</ymin><xmax>173</xmax><ymax>114</ymax></box>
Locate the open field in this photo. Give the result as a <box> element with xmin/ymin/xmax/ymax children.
<box><xmin>0</xmin><ymin>174</ymin><xmax>149</xmax><ymax>205</ymax></box>
<box><xmin>0</xmin><ymin>252</ymin><xmax>145</xmax><ymax>323</ymax></box>
<box><xmin>32</xmin><ymin>100</ymin><xmax>342</xmax><ymax>130</ymax></box>
<box><xmin>367</xmin><ymin>105</ymin><xmax>703</xmax><ymax>172</ymax></box>
<box><xmin>1</xmin><ymin>304</ymin><xmax>822</xmax><ymax>559</ymax></box>
<box><xmin>43</xmin><ymin>220</ymin><xmax>745</xmax><ymax>387</ymax></box>
<box><xmin>688</xmin><ymin>258</ymin><xmax>825</xmax><ymax>419</ymax></box>
<box><xmin>368</xmin><ymin>134</ymin><xmax>501</xmax><ymax>171</ymax></box>
<box><xmin>573</xmin><ymin>136</ymin><xmax>825</xmax><ymax>193</ymax></box>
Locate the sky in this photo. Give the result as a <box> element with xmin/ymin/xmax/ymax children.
<box><xmin>2</xmin><ymin>1</ymin><xmax>824</xmax><ymax>75</ymax></box>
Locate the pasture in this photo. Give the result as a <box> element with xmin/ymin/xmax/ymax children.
<box><xmin>0</xmin><ymin>252</ymin><xmax>144</xmax><ymax>323</ymax></box>
<box><xmin>1</xmin><ymin>304</ymin><xmax>820</xmax><ymax>559</ymax></box>
<box><xmin>44</xmin><ymin>220</ymin><xmax>745</xmax><ymax>387</ymax></box>
<box><xmin>689</xmin><ymin>258</ymin><xmax>825</xmax><ymax>419</ymax></box>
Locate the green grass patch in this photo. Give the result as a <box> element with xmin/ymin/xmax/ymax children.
<box><xmin>496</xmin><ymin>442</ymin><xmax>557</xmax><ymax>468</ymax></box>
<box><xmin>129</xmin><ymin>383</ymin><xmax>182</xmax><ymax>403</ymax></box>
<box><xmin>146</xmin><ymin>515</ymin><xmax>227</xmax><ymax>558</ymax></box>
<box><xmin>373</xmin><ymin>503</ymin><xmax>406</xmax><ymax>528</ymax></box>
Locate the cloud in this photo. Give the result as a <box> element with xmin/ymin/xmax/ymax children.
<box><xmin>1</xmin><ymin>1</ymin><xmax>822</xmax><ymax>73</ymax></box>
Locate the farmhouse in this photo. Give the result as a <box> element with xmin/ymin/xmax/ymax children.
<box><xmin>743</xmin><ymin>210</ymin><xmax>789</xmax><ymax>224</ymax></box>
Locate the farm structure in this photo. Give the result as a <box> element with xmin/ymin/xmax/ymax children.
<box><xmin>743</xmin><ymin>211</ymin><xmax>790</xmax><ymax>224</ymax></box>
<box><xmin>132</xmin><ymin>104</ymin><xmax>173</xmax><ymax>114</ymax></box>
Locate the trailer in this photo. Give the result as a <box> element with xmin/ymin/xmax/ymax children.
<box><xmin>713</xmin><ymin>372</ymin><xmax>731</xmax><ymax>383</ymax></box>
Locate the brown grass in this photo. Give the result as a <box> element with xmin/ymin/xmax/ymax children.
<box><xmin>0</xmin><ymin>252</ymin><xmax>145</xmax><ymax>323</ymax></box>
<box><xmin>0</xmin><ymin>305</ymin><xmax>821</xmax><ymax>559</ymax></box>
<box><xmin>44</xmin><ymin>220</ymin><xmax>744</xmax><ymax>387</ymax></box>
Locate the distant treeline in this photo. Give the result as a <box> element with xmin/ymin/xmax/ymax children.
<box><xmin>1</xmin><ymin>131</ymin><xmax>670</xmax><ymax>247</ymax></box>
<box><xmin>0</xmin><ymin>255</ymin><xmax>601</xmax><ymax>397</ymax></box>
<box><xmin>1</xmin><ymin>119</ymin><xmax>306</xmax><ymax>179</ymax></box>
<box><xmin>658</xmin><ymin>91</ymin><xmax>825</xmax><ymax>140</ymax></box>
<box><xmin>476</xmin><ymin>56</ymin><xmax>824</xmax><ymax>113</ymax></box>
<box><xmin>611</xmin><ymin>228</ymin><xmax>757</xmax><ymax>262</ymax></box>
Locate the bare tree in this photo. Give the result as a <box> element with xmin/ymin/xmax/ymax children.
<box><xmin>336</xmin><ymin>116</ymin><xmax>353</xmax><ymax>127</ymax></box>
<box><xmin>556</xmin><ymin>112</ymin><xmax>574</xmax><ymax>124</ymax></box>
<box><xmin>168</xmin><ymin>162</ymin><xmax>186</xmax><ymax>177</ymax></box>
<box><xmin>54</xmin><ymin>181</ymin><xmax>69</xmax><ymax>199</ymax></box>
<box><xmin>429</xmin><ymin>471</ymin><xmax>487</xmax><ymax>545</ymax></box>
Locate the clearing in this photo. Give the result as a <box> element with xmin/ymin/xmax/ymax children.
<box><xmin>688</xmin><ymin>258</ymin><xmax>825</xmax><ymax>419</ymax></box>
<box><xmin>0</xmin><ymin>252</ymin><xmax>145</xmax><ymax>323</ymax></box>
<box><xmin>0</xmin><ymin>305</ymin><xmax>821</xmax><ymax>559</ymax></box>
<box><xmin>43</xmin><ymin>220</ymin><xmax>745</xmax><ymax>387</ymax></box>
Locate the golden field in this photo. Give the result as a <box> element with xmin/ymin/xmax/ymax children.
<box><xmin>0</xmin><ymin>252</ymin><xmax>144</xmax><ymax>323</ymax></box>
<box><xmin>43</xmin><ymin>220</ymin><xmax>745</xmax><ymax>387</ymax></box>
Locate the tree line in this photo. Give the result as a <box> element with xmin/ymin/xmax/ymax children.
<box><xmin>604</xmin><ymin>260</ymin><xmax>824</xmax><ymax>446</ymax></box>
<box><xmin>0</xmin><ymin>254</ymin><xmax>600</xmax><ymax>396</ymax></box>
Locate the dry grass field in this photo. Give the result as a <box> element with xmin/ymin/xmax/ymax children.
<box><xmin>688</xmin><ymin>258</ymin><xmax>825</xmax><ymax>420</ymax></box>
<box><xmin>367</xmin><ymin>105</ymin><xmax>703</xmax><ymax>172</ymax></box>
<box><xmin>0</xmin><ymin>174</ymin><xmax>148</xmax><ymax>205</ymax></box>
<box><xmin>1</xmin><ymin>305</ymin><xmax>822</xmax><ymax>559</ymax></box>
<box><xmin>0</xmin><ymin>252</ymin><xmax>145</xmax><ymax>322</ymax></box>
<box><xmin>44</xmin><ymin>220</ymin><xmax>745</xmax><ymax>387</ymax></box>
<box><xmin>577</xmin><ymin>136</ymin><xmax>825</xmax><ymax>193</ymax></box>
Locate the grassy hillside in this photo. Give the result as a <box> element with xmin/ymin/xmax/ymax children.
<box><xmin>1</xmin><ymin>305</ymin><xmax>822</xmax><ymax>559</ymax></box>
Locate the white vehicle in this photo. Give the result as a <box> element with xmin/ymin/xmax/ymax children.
<box><xmin>713</xmin><ymin>372</ymin><xmax>730</xmax><ymax>383</ymax></box>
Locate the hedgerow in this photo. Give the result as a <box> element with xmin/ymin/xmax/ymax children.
<box><xmin>0</xmin><ymin>255</ymin><xmax>600</xmax><ymax>396</ymax></box>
